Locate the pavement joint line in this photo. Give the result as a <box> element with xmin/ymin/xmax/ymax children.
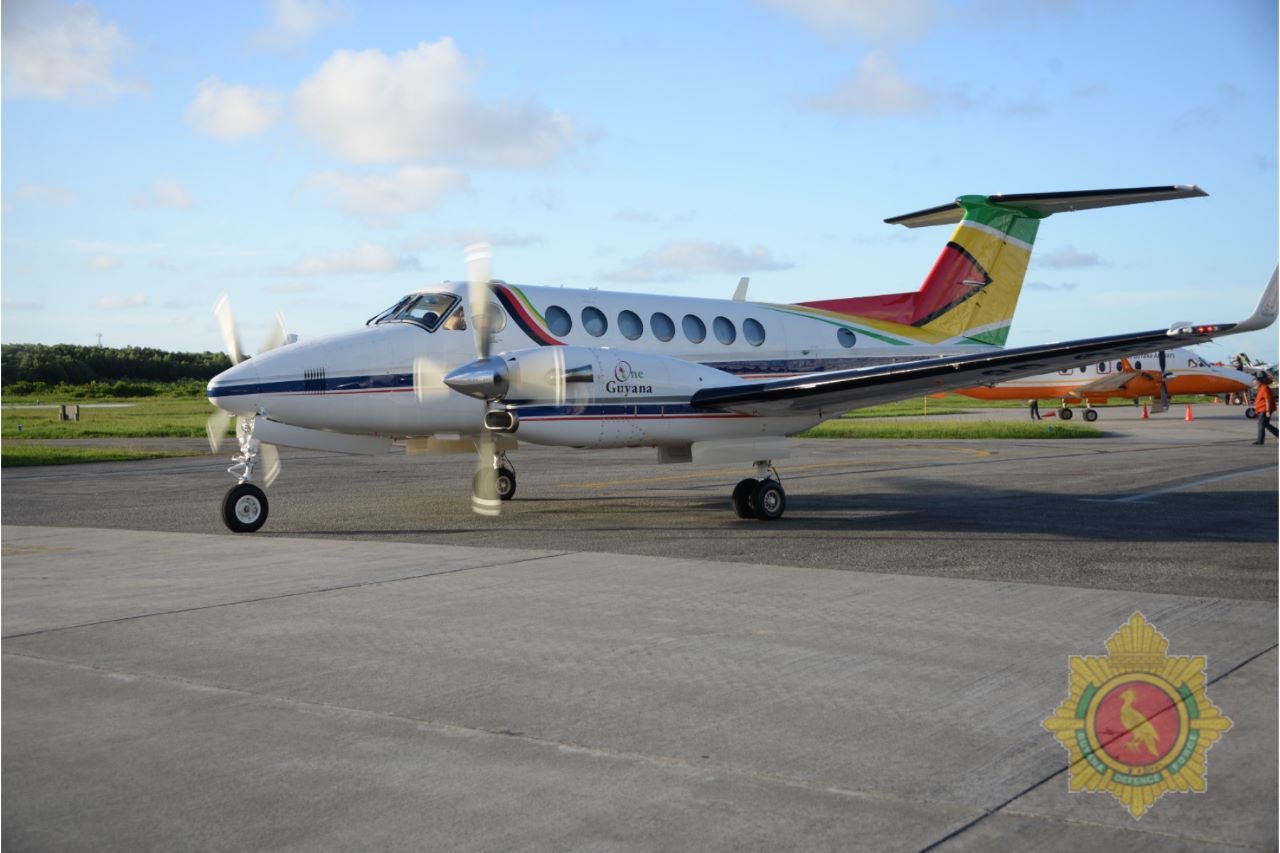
<box><xmin>3</xmin><ymin>648</ymin><xmax>980</xmax><ymax>818</ymax></box>
<box><xmin>1076</xmin><ymin>466</ymin><xmax>1277</xmax><ymax>504</ymax></box>
<box><xmin>916</xmin><ymin>641</ymin><xmax>1279</xmax><ymax>853</ymax></box>
<box><xmin>0</xmin><ymin>550</ymin><xmax>575</xmax><ymax>641</ymax></box>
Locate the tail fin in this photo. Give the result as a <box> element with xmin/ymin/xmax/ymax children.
<box><xmin>799</xmin><ymin>185</ymin><xmax>1207</xmax><ymax>346</ymax></box>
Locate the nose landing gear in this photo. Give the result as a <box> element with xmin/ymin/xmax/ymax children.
<box><xmin>220</xmin><ymin>416</ymin><xmax>278</xmax><ymax>533</ymax></box>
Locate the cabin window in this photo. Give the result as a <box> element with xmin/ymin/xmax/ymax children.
<box><xmin>837</xmin><ymin>328</ymin><xmax>857</xmax><ymax>348</ymax></box>
<box><xmin>444</xmin><ymin>302</ymin><xmax>507</xmax><ymax>333</ymax></box>
<box><xmin>546</xmin><ymin>305</ymin><xmax>572</xmax><ymax>336</ymax></box>
<box><xmin>582</xmin><ymin>306</ymin><xmax>608</xmax><ymax>337</ymax></box>
<box><xmin>618</xmin><ymin>309</ymin><xmax>643</xmax><ymax>341</ymax></box>
<box><xmin>1096</xmin><ymin>361</ymin><xmax>1110</xmax><ymax>374</ymax></box>
<box><xmin>682</xmin><ymin>314</ymin><xmax>707</xmax><ymax>343</ymax></box>
<box><xmin>651</xmin><ymin>312</ymin><xmax>675</xmax><ymax>342</ymax></box>
<box><xmin>713</xmin><ymin>316</ymin><xmax>736</xmax><ymax>345</ymax></box>
<box><xmin>1133</xmin><ymin>360</ymin><xmax>1142</xmax><ymax>370</ymax></box>
<box><xmin>743</xmin><ymin>318</ymin><xmax>765</xmax><ymax>346</ymax></box>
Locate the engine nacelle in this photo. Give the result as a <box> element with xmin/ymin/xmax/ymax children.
<box><xmin>489</xmin><ymin>346</ymin><xmax>757</xmax><ymax>448</ymax></box>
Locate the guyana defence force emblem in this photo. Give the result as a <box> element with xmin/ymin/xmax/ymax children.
<box><xmin>1043</xmin><ymin>612</ymin><xmax>1232</xmax><ymax>819</ymax></box>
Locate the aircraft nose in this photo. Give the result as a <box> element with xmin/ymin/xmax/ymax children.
<box><xmin>207</xmin><ymin>359</ymin><xmax>262</xmax><ymax>416</ymax></box>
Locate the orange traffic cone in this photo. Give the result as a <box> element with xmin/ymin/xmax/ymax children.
<box><xmin>1141</xmin><ymin>404</ymin><xmax>1149</xmax><ymax>419</ymax></box>
<box><xmin>1184</xmin><ymin>404</ymin><xmax>1194</xmax><ymax>421</ymax></box>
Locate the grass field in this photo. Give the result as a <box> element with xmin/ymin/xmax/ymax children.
<box><xmin>2</xmin><ymin>397</ymin><xmax>221</xmax><ymax>439</ymax></box>
<box><xmin>800</xmin><ymin>420</ymin><xmax>1101</xmax><ymax>440</ymax></box>
<box><xmin>1</xmin><ymin>442</ymin><xmax>203</xmax><ymax>466</ymax></box>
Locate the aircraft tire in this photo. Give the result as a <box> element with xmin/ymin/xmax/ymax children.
<box><xmin>1058</xmin><ymin>407</ymin><xmax>1074</xmax><ymax>420</ymax></box>
<box><xmin>496</xmin><ymin>467</ymin><xmax>517</xmax><ymax>501</ymax></box>
<box><xmin>1245</xmin><ymin>408</ymin><xmax>1258</xmax><ymax>419</ymax></box>
<box><xmin>752</xmin><ymin>480</ymin><xmax>786</xmax><ymax>521</ymax></box>
<box><xmin>222</xmin><ymin>483</ymin><xmax>268</xmax><ymax>533</ymax></box>
<box><xmin>731</xmin><ymin>478</ymin><xmax>757</xmax><ymax>519</ymax></box>
<box><xmin>1083</xmin><ymin>409</ymin><xmax>1098</xmax><ymax>422</ymax></box>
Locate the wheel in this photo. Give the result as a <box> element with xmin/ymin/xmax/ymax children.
<box><xmin>222</xmin><ymin>483</ymin><xmax>268</xmax><ymax>533</ymax></box>
<box><xmin>1083</xmin><ymin>409</ymin><xmax>1098</xmax><ymax>422</ymax></box>
<box><xmin>1058</xmin><ymin>407</ymin><xmax>1074</xmax><ymax>420</ymax></box>
<box><xmin>752</xmin><ymin>480</ymin><xmax>786</xmax><ymax>521</ymax></box>
<box><xmin>731</xmin><ymin>478</ymin><xmax>757</xmax><ymax>518</ymax></box>
<box><xmin>1245</xmin><ymin>408</ymin><xmax>1258</xmax><ymax>419</ymax></box>
<box><xmin>496</xmin><ymin>467</ymin><xmax>517</xmax><ymax>501</ymax></box>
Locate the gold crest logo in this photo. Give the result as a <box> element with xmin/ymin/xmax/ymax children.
<box><xmin>1043</xmin><ymin>612</ymin><xmax>1232</xmax><ymax>819</ymax></box>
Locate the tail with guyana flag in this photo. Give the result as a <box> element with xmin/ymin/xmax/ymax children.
<box><xmin>798</xmin><ymin>186</ymin><xmax>1206</xmax><ymax>347</ymax></box>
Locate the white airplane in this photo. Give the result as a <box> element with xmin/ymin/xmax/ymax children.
<box><xmin>205</xmin><ymin>185</ymin><xmax>1277</xmax><ymax>532</ymax></box>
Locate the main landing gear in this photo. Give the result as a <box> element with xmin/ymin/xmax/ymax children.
<box><xmin>1057</xmin><ymin>405</ymin><xmax>1099</xmax><ymax>422</ymax></box>
<box><xmin>495</xmin><ymin>452</ymin><xmax>517</xmax><ymax>501</ymax></box>
<box><xmin>731</xmin><ymin>462</ymin><xmax>786</xmax><ymax>520</ymax></box>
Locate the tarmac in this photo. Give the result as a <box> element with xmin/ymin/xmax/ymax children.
<box><xmin>3</xmin><ymin>405</ymin><xmax>1277</xmax><ymax>850</ymax></box>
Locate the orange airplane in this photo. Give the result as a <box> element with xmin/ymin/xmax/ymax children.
<box><xmin>953</xmin><ymin>347</ymin><xmax>1255</xmax><ymax>420</ymax></box>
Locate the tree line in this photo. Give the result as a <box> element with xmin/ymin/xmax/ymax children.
<box><xmin>2</xmin><ymin>344</ymin><xmax>232</xmax><ymax>389</ymax></box>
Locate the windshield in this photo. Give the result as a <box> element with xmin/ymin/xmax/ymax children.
<box><xmin>368</xmin><ymin>292</ymin><xmax>460</xmax><ymax>331</ymax></box>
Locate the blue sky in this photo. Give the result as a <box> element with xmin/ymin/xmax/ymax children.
<box><xmin>3</xmin><ymin>0</ymin><xmax>1277</xmax><ymax>362</ymax></box>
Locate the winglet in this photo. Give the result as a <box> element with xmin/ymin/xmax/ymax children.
<box><xmin>733</xmin><ymin>277</ymin><xmax>749</xmax><ymax>302</ymax></box>
<box><xmin>1167</xmin><ymin>266</ymin><xmax>1278</xmax><ymax>336</ymax></box>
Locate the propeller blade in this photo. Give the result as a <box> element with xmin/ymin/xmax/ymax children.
<box><xmin>205</xmin><ymin>409</ymin><xmax>233</xmax><ymax>453</ymax></box>
<box><xmin>465</xmin><ymin>241</ymin><xmax>493</xmax><ymax>360</ymax></box>
<box><xmin>413</xmin><ymin>355</ymin><xmax>451</xmax><ymax>402</ymax></box>
<box><xmin>259</xmin><ymin>442</ymin><xmax>281</xmax><ymax>489</ymax></box>
<box><xmin>1158</xmin><ymin>349</ymin><xmax>1170</xmax><ymax>409</ymax></box>
<box><xmin>213</xmin><ymin>294</ymin><xmax>245</xmax><ymax>365</ymax></box>
<box><xmin>471</xmin><ymin>430</ymin><xmax>501</xmax><ymax>517</ymax></box>
<box><xmin>259</xmin><ymin>312</ymin><xmax>289</xmax><ymax>356</ymax></box>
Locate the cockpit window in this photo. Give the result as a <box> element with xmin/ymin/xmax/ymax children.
<box><xmin>371</xmin><ymin>292</ymin><xmax>460</xmax><ymax>331</ymax></box>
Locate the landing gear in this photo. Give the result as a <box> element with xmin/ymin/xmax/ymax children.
<box><xmin>1083</xmin><ymin>408</ymin><xmax>1098</xmax><ymax>422</ymax></box>
<box><xmin>219</xmin><ymin>415</ymin><xmax>279</xmax><ymax>533</ymax></box>
<box><xmin>1058</xmin><ymin>407</ymin><xmax>1074</xmax><ymax>420</ymax></box>
<box><xmin>496</xmin><ymin>467</ymin><xmax>517</xmax><ymax>501</ymax></box>
<box><xmin>730</xmin><ymin>462</ymin><xmax>786</xmax><ymax>520</ymax></box>
<box><xmin>223</xmin><ymin>483</ymin><xmax>268</xmax><ymax>533</ymax></box>
<box><xmin>495</xmin><ymin>452</ymin><xmax>516</xmax><ymax>501</ymax></box>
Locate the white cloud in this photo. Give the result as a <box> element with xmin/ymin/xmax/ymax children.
<box><xmin>762</xmin><ymin>0</ymin><xmax>936</xmax><ymax>41</ymax></box>
<box><xmin>98</xmin><ymin>292</ymin><xmax>147</xmax><ymax>309</ymax></box>
<box><xmin>134</xmin><ymin>178</ymin><xmax>196</xmax><ymax>209</ymax></box>
<box><xmin>186</xmin><ymin>76</ymin><xmax>280</xmax><ymax>140</ymax></box>
<box><xmin>10</xmin><ymin>183</ymin><xmax>78</xmax><ymax>207</ymax></box>
<box><xmin>804</xmin><ymin>50</ymin><xmax>933</xmax><ymax>115</ymax></box>
<box><xmin>253</xmin><ymin>0</ymin><xmax>344</xmax><ymax>49</ymax></box>
<box><xmin>1026</xmin><ymin>281</ymin><xmax>1078</xmax><ymax>292</ymax></box>
<box><xmin>1038</xmin><ymin>246</ymin><xmax>1101</xmax><ymax>269</ymax></box>
<box><xmin>2</xmin><ymin>0</ymin><xmax>134</xmax><ymax>101</ymax></box>
<box><xmin>289</xmin><ymin>242</ymin><xmax>419</xmax><ymax>276</ymax></box>
<box><xmin>304</xmin><ymin>166</ymin><xmax>469</xmax><ymax>226</ymax></box>
<box><xmin>402</xmin><ymin>229</ymin><xmax>542</xmax><ymax>252</ymax></box>
<box><xmin>604</xmin><ymin>240</ymin><xmax>793</xmax><ymax>283</ymax></box>
<box><xmin>88</xmin><ymin>253</ymin><xmax>120</xmax><ymax>270</ymax></box>
<box><xmin>294</xmin><ymin>38</ymin><xmax>574</xmax><ymax>166</ymax></box>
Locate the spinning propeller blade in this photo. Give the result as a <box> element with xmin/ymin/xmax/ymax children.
<box><xmin>466</xmin><ymin>241</ymin><xmax>494</xmax><ymax>361</ymax></box>
<box><xmin>1158</xmin><ymin>349</ymin><xmax>1170</xmax><ymax>410</ymax></box>
<box><xmin>260</xmin><ymin>312</ymin><xmax>289</xmax><ymax>356</ymax></box>
<box><xmin>259</xmin><ymin>442</ymin><xmax>281</xmax><ymax>489</ymax></box>
<box><xmin>471</xmin><ymin>430</ymin><xmax>501</xmax><ymax>517</ymax></box>
<box><xmin>213</xmin><ymin>294</ymin><xmax>245</xmax><ymax>365</ymax></box>
<box><xmin>205</xmin><ymin>409</ymin><xmax>234</xmax><ymax>454</ymax></box>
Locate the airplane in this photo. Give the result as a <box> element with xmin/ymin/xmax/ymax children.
<box><xmin>950</xmin><ymin>347</ymin><xmax>1257</xmax><ymax>419</ymax></box>
<box><xmin>204</xmin><ymin>184</ymin><xmax>1276</xmax><ymax>533</ymax></box>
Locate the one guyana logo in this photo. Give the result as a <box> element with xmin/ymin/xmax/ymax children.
<box><xmin>1043</xmin><ymin>612</ymin><xmax>1231</xmax><ymax>819</ymax></box>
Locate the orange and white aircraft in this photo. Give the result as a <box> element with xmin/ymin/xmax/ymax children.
<box><xmin>954</xmin><ymin>347</ymin><xmax>1257</xmax><ymax>420</ymax></box>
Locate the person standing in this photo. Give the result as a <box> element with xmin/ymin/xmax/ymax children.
<box><xmin>1252</xmin><ymin>375</ymin><xmax>1277</xmax><ymax>444</ymax></box>
<box><xmin>1029</xmin><ymin>398</ymin><xmax>1041</xmax><ymax>420</ymax></box>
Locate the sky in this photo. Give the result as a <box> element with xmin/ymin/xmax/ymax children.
<box><xmin>3</xmin><ymin>0</ymin><xmax>1277</xmax><ymax>363</ymax></box>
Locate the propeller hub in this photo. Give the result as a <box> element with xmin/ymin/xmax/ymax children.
<box><xmin>444</xmin><ymin>356</ymin><xmax>510</xmax><ymax>401</ymax></box>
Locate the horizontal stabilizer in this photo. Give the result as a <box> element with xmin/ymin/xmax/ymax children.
<box><xmin>886</xmin><ymin>185</ymin><xmax>1207</xmax><ymax>228</ymax></box>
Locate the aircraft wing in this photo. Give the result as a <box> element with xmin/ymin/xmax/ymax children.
<box><xmin>691</xmin><ymin>267</ymin><xmax>1277</xmax><ymax>417</ymax></box>
<box><xmin>1069</xmin><ymin>370</ymin><xmax>1149</xmax><ymax>395</ymax></box>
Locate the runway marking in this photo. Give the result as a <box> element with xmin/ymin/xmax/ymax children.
<box><xmin>1079</xmin><ymin>466</ymin><xmax>1275</xmax><ymax>504</ymax></box>
<box><xmin>555</xmin><ymin>449</ymin><xmax>990</xmax><ymax>490</ymax></box>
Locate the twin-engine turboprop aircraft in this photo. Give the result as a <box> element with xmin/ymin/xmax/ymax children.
<box><xmin>205</xmin><ymin>184</ymin><xmax>1277</xmax><ymax>533</ymax></box>
<box><xmin>952</xmin><ymin>347</ymin><xmax>1258</xmax><ymax>419</ymax></box>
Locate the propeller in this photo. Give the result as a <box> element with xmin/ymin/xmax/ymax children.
<box><xmin>464</xmin><ymin>242</ymin><xmax>503</xmax><ymax>516</ymax></box>
<box><xmin>1157</xmin><ymin>349</ymin><xmax>1171</xmax><ymax>411</ymax></box>
<box><xmin>207</xmin><ymin>294</ymin><xmax>290</xmax><ymax>488</ymax></box>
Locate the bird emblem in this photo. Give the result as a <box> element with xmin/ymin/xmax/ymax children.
<box><xmin>1119</xmin><ymin>688</ymin><xmax>1161</xmax><ymax>758</ymax></box>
